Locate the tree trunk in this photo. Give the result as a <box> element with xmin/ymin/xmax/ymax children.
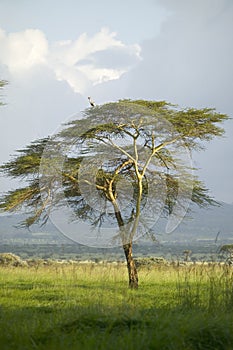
<box><xmin>123</xmin><ymin>241</ymin><xmax>138</xmax><ymax>289</ymax></box>
<box><xmin>111</xmin><ymin>199</ymin><xmax>138</xmax><ymax>289</ymax></box>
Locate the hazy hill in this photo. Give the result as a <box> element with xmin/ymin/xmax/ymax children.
<box><xmin>0</xmin><ymin>202</ymin><xmax>232</xmax><ymax>244</ymax></box>
<box><xmin>154</xmin><ymin>202</ymin><xmax>233</xmax><ymax>242</ymax></box>
<box><xmin>0</xmin><ymin>214</ymin><xmax>68</xmax><ymax>243</ymax></box>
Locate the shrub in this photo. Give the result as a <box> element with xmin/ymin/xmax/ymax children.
<box><xmin>0</xmin><ymin>253</ymin><xmax>27</xmax><ymax>266</ymax></box>
<box><xmin>135</xmin><ymin>257</ymin><xmax>167</xmax><ymax>268</ymax></box>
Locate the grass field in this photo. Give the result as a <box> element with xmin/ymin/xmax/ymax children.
<box><xmin>0</xmin><ymin>261</ymin><xmax>233</xmax><ymax>349</ymax></box>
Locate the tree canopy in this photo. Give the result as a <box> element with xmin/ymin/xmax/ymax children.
<box><xmin>0</xmin><ymin>80</ymin><xmax>8</xmax><ymax>107</ymax></box>
<box><xmin>0</xmin><ymin>99</ymin><xmax>230</xmax><ymax>288</ymax></box>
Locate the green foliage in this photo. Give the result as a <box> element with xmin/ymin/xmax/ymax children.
<box><xmin>0</xmin><ymin>185</ymin><xmax>40</xmax><ymax>211</ymax></box>
<box><xmin>125</xmin><ymin>99</ymin><xmax>229</xmax><ymax>143</ymax></box>
<box><xmin>219</xmin><ymin>245</ymin><xmax>233</xmax><ymax>264</ymax></box>
<box><xmin>220</xmin><ymin>244</ymin><xmax>233</xmax><ymax>253</ymax></box>
<box><xmin>0</xmin><ymin>79</ymin><xmax>8</xmax><ymax>107</ymax></box>
<box><xmin>0</xmin><ymin>138</ymin><xmax>48</xmax><ymax>179</ymax></box>
<box><xmin>0</xmin><ymin>99</ymin><xmax>230</xmax><ymax>232</ymax></box>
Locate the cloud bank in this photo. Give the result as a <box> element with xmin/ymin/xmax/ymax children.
<box><xmin>126</xmin><ymin>0</ymin><xmax>233</xmax><ymax>110</ymax></box>
<box><xmin>0</xmin><ymin>27</ymin><xmax>141</xmax><ymax>94</ymax></box>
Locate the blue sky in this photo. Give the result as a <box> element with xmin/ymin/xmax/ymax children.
<box><xmin>0</xmin><ymin>0</ymin><xmax>233</xmax><ymax>203</ymax></box>
<box><xmin>0</xmin><ymin>0</ymin><xmax>167</xmax><ymax>42</ymax></box>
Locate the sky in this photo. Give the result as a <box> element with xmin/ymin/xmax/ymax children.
<box><xmin>0</xmin><ymin>0</ymin><xmax>233</xmax><ymax>203</ymax></box>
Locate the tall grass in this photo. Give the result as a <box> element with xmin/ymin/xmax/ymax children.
<box><xmin>175</xmin><ymin>263</ymin><xmax>233</xmax><ymax>311</ymax></box>
<box><xmin>0</xmin><ymin>262</ymin><xmax>232</xmax><ymax>349</ymax></box>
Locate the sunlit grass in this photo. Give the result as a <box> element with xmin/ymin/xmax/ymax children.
<box><xmin>0</xmin><ymin>262</ymin><xmax>233</xmax><ymax>349</ymax></box>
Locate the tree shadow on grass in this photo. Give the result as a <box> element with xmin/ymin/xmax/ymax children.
<box><xmin>33</xmin><ymin>306</ymin><xmax>233</xmax><ymax>350</ymax></box>
<box><xmin>1</xmin><ymin>304</ymin><xmax>233</xmax><ymax>350</ymax></box>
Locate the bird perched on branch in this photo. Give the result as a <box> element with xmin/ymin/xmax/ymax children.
<box><xmin>88</xmin><ymin>96</ymin><xmax>95</xmax><ymax>107</ymax></box>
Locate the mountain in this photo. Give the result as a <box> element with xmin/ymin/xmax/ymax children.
<box><xmin>152</xmin><ymin>202</ymin><xmax>233</xmax><ymax>242</ymax></box>
<box><xmin>0</xmin><ymin>214</ymin><xmax>69</xmax><ymax>244</ymax></box>
<box><xmin>0</xmin><ymin>202</ymin><xmax>233</xmax><ymax>244</ymax></box>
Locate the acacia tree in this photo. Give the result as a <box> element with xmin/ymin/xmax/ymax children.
<box><xmin>0</xmin><ymin>100</ymin><xmax>230</xmax><ymax>288</ymax></box>
<box><xmin>219</xmin><ymin>244</ymin><xmax>233</xmax><ymax>264</ymax></box>
<box><xmin>0</xmin><ymin>80</ymin><xmax>7</xmax><ymax>106</ymax></box>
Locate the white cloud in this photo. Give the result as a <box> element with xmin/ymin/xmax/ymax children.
<box><xmin>48</xmin><ymin>27</ymin><xmax>141</xmax><ymax>93</ymax></box>
<box><xmin>0</xmin><ymin>27</ymin><xmax>141</xmax><ymax>94</ymax></box>
<box><xmin>0</xmin><ymin>28</ymin><xmax>48</xmax><ymax>73</ymax></box>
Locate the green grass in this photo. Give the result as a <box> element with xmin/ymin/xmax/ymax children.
<box><xmin>0</xmin><ymin>262</ymin><xmax>233</xmax><ymax>349</ymax></box>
